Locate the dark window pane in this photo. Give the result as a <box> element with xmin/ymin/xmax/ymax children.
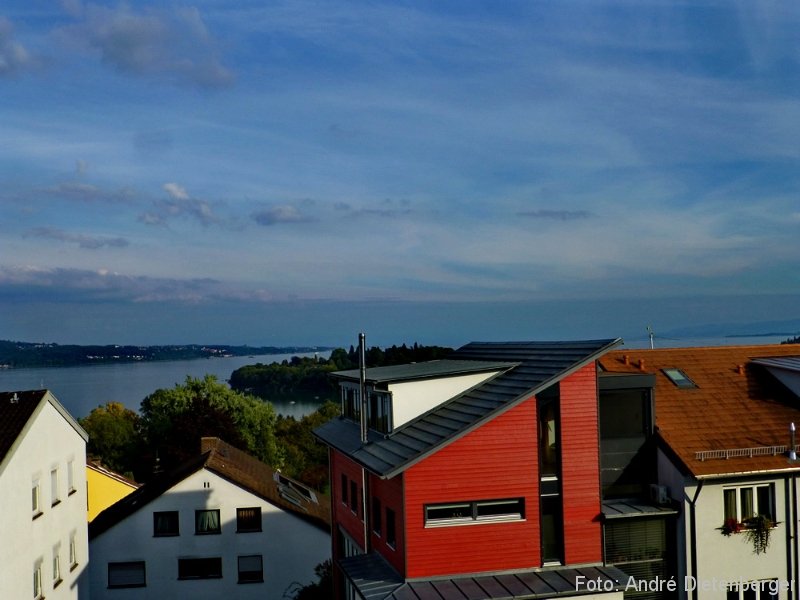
<box><xmin>540</xmin><ymin>495</ymin><xmax>563</xmax><ymax>563</ymax></box>
<box><xmin>237</xmin><ymin>507</ymin><xmax>262</xmax><ymax>533</ymax></box>
<box><xmin>153</xmin><ymin>511</ymin><xmax>179</xmax><ymax>536</ymax></box>
<box><xmin>740</xmin><ymin>488</ymin><xmax>754</xmax><ymax>520</ymax></box>
<box><xmin>723</xmin><ymin>489</ymin><xmax>737</xmax><ymax>521</ymax></box>
<box><xmin>539</xmin><ymin>396</ymin><xmax>560</xmax><ymax>477</ymax></box>
<box><xmin>237</xmin><ymin>555</ymin><xmax>263</xmax><ymax>584</ymax></box>
<box><xmin>476</xmin><ymin>499</ymin><xmax>524</xmax><ymax>520</ymax></box>
<box><xmin>178</xmin><ymin>557</ymin><xmax>222</xmax><ymax>580</ymax></box>
<box><xmin>757</xmin><ymin>486</ymin><xmax>773</xmax><ymax>520</ymax></box>
<box><xmin>195</xmin><ymin>509</ymin><xmax>221</xmax><ymax>534</ymax></box>
<box><xmin>426</xmin><ymin>503</ymin><xmax>471</xmax><ymax>522</ymax></box>
<box><xmin>386</xmin><ymin>508</ymin><xmax>396</xmax><ymax>548</ymax></box>
<box><xmin>108</xmin><ymin>562</ymin><xmax>146</xmax><ymax>588</ymax></box>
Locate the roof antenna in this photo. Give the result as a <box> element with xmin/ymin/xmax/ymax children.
<box><xmin>647</xmin><ymin>325</ymin><xmax>655</xmax><ymax>350</ymax></box>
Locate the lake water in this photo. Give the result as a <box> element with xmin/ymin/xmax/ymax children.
<box><xmin>0</xmin><ymin>351</ymin><xmax>331</xmax><ymax>420</ymax></box>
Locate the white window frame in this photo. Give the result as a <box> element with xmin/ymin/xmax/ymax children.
<box><xmin>723</xmin><ymin>483</ymin><xmax>775</xmax><ymax>524</ymax></box>
<box><xmin>52</xmin><ymin>544</ymin><xmax>62</xmax><ymax>586</ymax></box>
<box><xmin>69</xmin><ymin>533</ymin><xmax>78</xmax><ymax>570</ymax></box>
<box><xmin>33</xmin><ymin>561</ymin><xmax>43</xmax><ymax>599</ymax></box>
<box><xmin>424</xmin><ymin>497</ymin><xmax>525</xmax><ymax>527</ymax></box>
<box><xmin>727</xmin><ymin>579</ymin><xmax>780</xmax><ymax>600</ymax></box>
<box><xmin>50</xmin><ymin>468</ymin><xmax>60</xmax><ymax>506</ymax></box>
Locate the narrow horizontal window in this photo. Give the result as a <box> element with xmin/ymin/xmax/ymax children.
<box><xmin>108</xmin><ymin>561</ymin><xmax>146</xmax><ymax>588</ymax></box>
<box><xmin>178</xmin><ymin>557</ymin><xmax>222</xmax><ymax>580</ymax></box>
<box><xmin>425</xmin><ymin>498</ymin><xmax>524</xmax><ymax>526</ymax></box>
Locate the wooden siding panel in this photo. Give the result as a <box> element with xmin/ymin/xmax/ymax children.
<box><xmin>369</xmin><ymin>471</ymin><xmax>406</xmax><ymax>575</ymax></box>
<box><xmin>404</xmin><ymin>399</ymin><xmax>541</xmax><ymax>578</ymax></box>
<box><xmin>331</xmin><ymin>451</ymin><xmax>367</xmax><ymax>552</ymax></box>
<box><xmin>560</xmin><ymin>362</ymin><xmax>603</xmax><ymax>564</ymax></box>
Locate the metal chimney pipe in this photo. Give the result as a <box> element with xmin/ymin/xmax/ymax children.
<box><xmin>791</xmin><ymin>422</ymin><xmax>797</xmax><ymax>461</ymax></box>
<box><xmin>359</xmin><ymin>333</ymin><xmax>368</xmax><ymax>445</ymax></box>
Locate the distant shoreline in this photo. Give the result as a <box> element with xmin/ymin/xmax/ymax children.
<box><xmin>0</xmin><ymin>340</ymin><xmax>333</xmax><ymax>369</ymax></box>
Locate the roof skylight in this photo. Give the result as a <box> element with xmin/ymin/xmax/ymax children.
<box><xmin>662</xmin><ymin>368</ymin><xmax>696</xmax><ymax>388</ymax></box>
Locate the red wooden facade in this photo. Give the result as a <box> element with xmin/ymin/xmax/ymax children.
<box><xmin>328</xmin><ymin>362</ymin><xmax>604</xmax><ymax>588</ymax></box>
<box><xmin>559</xmin><ymin>362</ymin><xmax>603</xmax><ymax>564</ymax></box>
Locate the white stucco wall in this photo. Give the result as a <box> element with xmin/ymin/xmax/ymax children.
<box><xmin>388</xmin><ymin>371</ymin><xmax>502</xmax><ymax>427</ymax></box>
<box><xmin>89</xmin><ymin>468</ymin><xmax>330</xmax><ymax>600</ymax></box>
<box><xmin>0</xmin><ymin>396</ymin><xmax>89</xmax><ymax>600</ymax></box>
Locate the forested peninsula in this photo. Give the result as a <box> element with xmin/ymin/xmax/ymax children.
<box><xmin>0</xmin><ymin>340</ymin><xmax>330</xmax><ymax>368</ymax></box>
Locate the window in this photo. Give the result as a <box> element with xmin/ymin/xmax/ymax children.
<box><xmin>33</xmin><ymin>561</ymin><xmax>43</xmax><ymax>599</ymax></box>
<box><xmin>237</xmin><ymin>507</ymin><xmax>262</xmax><ymax>532</ymax></box>
<box><xmin>424</xmin><ymin>498</ymin><xmax>525</xmax><ymax>526</ymax></box>
<box><xmin>727</xmin><ymin>580</ymin><xmax>780</xmax><ymax>600</ymax></box>
<box><xmin>67</xmin><ymin>460</ymin><xmax>75</xmax><ymax>495</ymax></box>
<box><xmin>195</xmin><ymin>509</ymin><xmax>221</xmax><ymax>534</ymax></box>
<box><xmin>108</xmin><ymin>561</ymin><xmax>146</xmax><ymax>588</ymax></box>
<box><xmin>662</xmin><ymin>368</ymin><xmax>696</xmax><ymax>388</ymax></box>
<box><xmin>237</xmin><ymin>555</ymin><xmax>263</xmax><ymax>584</ymax></box>
<box><xmin>178</xmin><ymin>557</ymin><xmax>222</xmax><ymax>580</ymax></box>
<box><xmin>50</xmin><ymin>468</ymin><xmax>60</xmax><ymax>506</ymax></box>
<box><xmin>368</xmin><ymin>391</ymin><xmax>392</xmax><ymax>433</ymax></box>
<box><xmin>723</xmin><ymin>484</ymin><xmax>775</xmax><ymax>523</ymax></box>
<box><xmin>32</xmin><ymin>481</ymin><xmax>41</xmax><ymax>518</ymax></box>
<box><xmin>349</xmin><ymin>480</ymin><xmax>358</xmax><ymax>514</ymax></box>
<box><xmin>386</xmin><ymin>508</ymin><xmax>396</xmax><ymax>548</ymax></box>
<box><xmin>341</xmin><ymin>474</ymin><xmax>348</xmax><ymax>505</ymax></box>
<box><xmin>52</xmin><ymin>544</ymin><xmax>62</xmax><ymax>587</ymax></box>
<box><xmin>342</xmin><ymin>386</ymin><xmax>360</xmax><ymax>421</ymax></box>
<box><xmin>154</xmin><ymin>511</ymin><xmax>180</xmax><ymax>536</ymax></box>
<box><xmin>69</xmin><ymin>533</ymin><xmax>78</xmax><ymax>570</ymax></box>
<box><xmin>372</xmin><ymin>497</ymin><xmax>382</xmax><ymax>537</ymax></box>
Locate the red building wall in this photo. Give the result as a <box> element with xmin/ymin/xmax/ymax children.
<box><xmin>560</xmin><ymin>362</ymin><xmax>603</xmax><ymax>564</ymax></box>
<box><xmin>331</xmin><ymin>451</ymin><xmax>367</xmax><ymax>552</ymax></box>
<box><xmin>368</xmin><ymin>472</ymin><xmax>406</xmax><ymax>575</ymax></box>
<box><xmin>403</xmin><ymin>398</ymin><xmax>541</xmax><ymax>578</ymax></box>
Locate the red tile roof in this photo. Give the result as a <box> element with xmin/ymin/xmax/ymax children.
<box><xmin>599</xmin><ymin>344</ymin><xmax>800</xmax><ymax>478</ymax></box>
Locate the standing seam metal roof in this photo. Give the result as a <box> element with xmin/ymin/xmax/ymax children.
<box><xmin>315</xmin><ymin>339</ymin><xmax>621</xmax><ymax>478</ymax></box>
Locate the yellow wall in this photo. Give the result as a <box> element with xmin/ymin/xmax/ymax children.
<box><xmin>86</xmin><ymin>465</ymin><xmax>138</xmax><ymax>522</ymax></box>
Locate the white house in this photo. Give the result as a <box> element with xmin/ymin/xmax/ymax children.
<box><xmin>0</xmin><ymin>389</ymin><xmax>90</xmax><ymax>600</ymax></box>
<box><xmin>88</xmin><ymin>437</ymin><xmax>331</xmax><ymax>600</ymax></box>
<box><xmin>600</xmin><ymin>345</ymin><xmax>800</xmax><ymax>600</ymax></box>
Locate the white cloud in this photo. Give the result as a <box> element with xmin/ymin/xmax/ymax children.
<box><xmin>0</xmin><ymin>16</ymin><xmax>38</xmax><ymax>76</ymax></box>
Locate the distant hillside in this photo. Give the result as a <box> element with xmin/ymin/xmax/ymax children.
<box><xmin>0</xmin><ymin>340</ymin><xmax>331</xmax><ymax>368</ymax></box>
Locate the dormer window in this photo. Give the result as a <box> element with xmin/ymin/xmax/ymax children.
<box><xmin>340</xmin><ymin>384</ymin><xmax>393</xmax><ymax>434</ymax></box>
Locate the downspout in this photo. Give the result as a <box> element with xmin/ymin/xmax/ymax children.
<box><xmin>358</xmin><ymin>333</ymin><xmax>370</xmax><ymax>552</ymax></box>
<box><xmin>793</xmin><ymin>474</ymin><xmax>799</xmax><ymax>600</ymax></box>
<box><xmin>687</xmin><ymin>480</ymin><xmax>704</xmax><ymax>600</ymax></box>
<box><xmin>785</xmin><ymin>475</ymin><xmax>794</xmax><ymax>600</ymax></box>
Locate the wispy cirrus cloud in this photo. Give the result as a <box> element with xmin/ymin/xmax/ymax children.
<box><xmin>516</xmin><ymin>209</ymin><xmax>595</xmax><ymax>221</ymax></box>
<box><xmin>23</xmin><ymin>227</ymin><xmax>129</xmax><ymax>249</ymax></box>
<box><xmin>252</xmin><ymin>205</ymin><xmax>313</xmax><ymax>226</ymax></box>
<box><xmin>59</xmin><ymin>3</ymin><xmax>234</xmax><ymax>88</ymax></box>
<box><xmin>45</xmin><ymin>181</ymin><xmax>135</xmax><ymax>203</ymax></box>
<box><xmin>0</xmin><ymin>265</ymin><xmax>272</xmax><ymax>304</ymax></box>
<box><xmin>0</xmin><ymin>16</ymin><xmax>39</xmax><ymax>76</ymax></box>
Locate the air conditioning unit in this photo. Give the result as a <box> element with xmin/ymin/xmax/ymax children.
<box><xmin>649</xmin><ymin>484</ymin><xmax>669</xmax><ymax>505</ymax></box>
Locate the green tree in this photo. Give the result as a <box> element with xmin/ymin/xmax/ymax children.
<box><xmin>79</xmin><ymin>402</ymin><xmax>142</xmax><ymax>477</ymax></box>
<box><xmin>139</xmin><ymin>375</ymin><xmax>279</xmax><ymax>476</ymax></box>
<box><xmin>275</xmin><ymin>400</ymin><xmax>340</xmax><ymax>490</ymax></box>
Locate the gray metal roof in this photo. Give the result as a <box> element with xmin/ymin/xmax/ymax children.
<box><xmin>339</xmin><ymin>553</ymin><xmax>629</xmax><ymax>600</ymax></box>
<box><xmin>315</xmin><ymin>339</ymin><xmax>621</xmax><ymax>478</ymax></box>
<box><xmin>332</xmin><ymin>359</ymin><xmax>517</xmax><ymax>384</ymax></box>
<box><xmin>752</xmin><ymin>356</ymin><xmax>800</xmax><ymax>372</ymax></box>
<box><xmin>601</xmin><ymin>499</ymin><xmax>678</xmax><ymax>519</ymax></box>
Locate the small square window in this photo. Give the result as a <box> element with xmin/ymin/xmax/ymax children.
<box><xmin>236</xmin><ymin>507</ymin><xmax>262</xmax><ymax>533</ymax></box>
<box><xmin>178</xmin><ymin>557</ymin><xmax>222</xmax><ymax>580</ymax></box>
<box><xmin>108</xmin><ymin>561</ymin><xmax>146</xmax><ymax>588</ymax></box>
<box><xmin>238</xmin><ymin>555</ymin><xmax>263</xmax><ymax>584</ymax></box>
<box><xmin>154</xmin><ymin>511</ymin><xmax>180</xmax><ymax>536</ymax></box>
<box><xmin>195</xmin><ymin>509</ymin><xmax>221</xmax><ymax>535</ymax></box>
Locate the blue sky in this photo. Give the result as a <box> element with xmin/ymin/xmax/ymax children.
<box><xmin>2</xmin><ymin>1</ymin><xmax>800</xmax><ymax>347</ymax></box>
